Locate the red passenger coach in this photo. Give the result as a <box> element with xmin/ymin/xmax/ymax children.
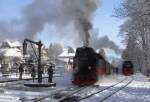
<box><xmin>96</xmin><ymin>59</ymin><xmax>106</xmax><ymax>75</ymax></box>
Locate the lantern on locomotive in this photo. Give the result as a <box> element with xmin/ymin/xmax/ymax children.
<box><xmin>72</xmin><ymin>46</ymin><xmax>106</xmax><ymax>86</ymax></box>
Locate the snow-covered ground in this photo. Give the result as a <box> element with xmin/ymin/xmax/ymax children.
<box><xmin>0</xmin><ymin>66</ymin><xmax>72</xmax><ymax>102</ymax></box>
<box><xmin>82</xmin><ymin>73</ymin><xmax>150</xmax><ymax>102</ymax></box>
<box><xmin>104</xmin><ymin>73</ymin><xmax>150</xmax><ymax>102</ymax></box>
<box><xmin>0</xmin><ymin>69</ymin><xmax>150</xmax><ymax>102</ymax></box>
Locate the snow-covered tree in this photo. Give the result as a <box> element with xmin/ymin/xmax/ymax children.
<box><xmin>115</xmin><ymin>0</ymin><xmax>150</xmax><ymax>75</ymax></box>
<box><xmin>67</xmin><ymin>46</ymin><xmax>75</xmax><ymax>53</ymax></box>
<box><xmin>48</xmin><ymin>43</ymin><xmax>63</xmax><ymax>59</ymax></box>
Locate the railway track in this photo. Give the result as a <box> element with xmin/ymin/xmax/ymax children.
<box><xmin>27</xmin><ymin>76</ymin><xmax>127</xmax><ymax>102</ymax></box>
<box><xmin>31</xmin><ymin>85</ymin><xmax>92</xmax><ymax>102</ymax></box>
<box><xmin>18</xmin><ymin>85</ymin><xmax>82</xmax><ymax>102</ymax></box>
<box><xmin>17</xmin><ymin>76</ymin><xmax>132</xmax><ymax>102</ymax></box>
<box><xmin>77</xmin><ymin>76</ymin><xmax>133</xmax><ymax>102</ymax></box>
<box><xmin>99</xmin><ymin>76</ymin><xmax>133</xmax><ymax>102</ymax></box>
<box><xmin>57</xmin><ymin>76</ymin><xmax>133</xmax><ymax>102</ymax></box>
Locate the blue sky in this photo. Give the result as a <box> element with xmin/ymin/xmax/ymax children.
<box><xmin>93</xmin><ymin>0</ymin><xmax>123</xmax><ymax>47</ymax></box>
<box><xmin>0</xmin><ymin>0</ymin><xmax>31</xmax><ymax>20</ymax></box>
<box><xmin>0</xmin><ymin>0</ymin><xmax>124</xmax><ymax>48</ymax></box>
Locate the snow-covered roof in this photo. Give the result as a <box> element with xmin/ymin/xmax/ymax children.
<box><xmin>11</xmin><ymin>41</ymin><xmax>22</xmax><ymax>47</ymax></box>
<box><xmin>58</xmin><ymin>48</ymin><xmax>75</xmax><ymax>58</ymax></box>
<box><xmin>57</xmin><ymin>48</ymin><xmax>75</xmax><ymax>63</ymax></box>
<box><xmin>57</xmin><ymin>58</ymin><xmax>70</xmax><ymax>63</ymax></box>
<box><xmin>1</xmin><ymin>40</ymin><xmax>22</xmax><ymax>48</ymax></box>
<box><xmin>0</xmin><ymin>48</ymin><xmax>22</xmax><ymax>57</ymax></box>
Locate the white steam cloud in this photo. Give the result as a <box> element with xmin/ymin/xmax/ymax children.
<box><xmin>0</xmin><ymin>0</ymin><xmax>121</xmax><ymax>53</ymax></box>
<box><xmin>90</xmin><ymin>32</ymin><xmax>122</xmax><ymax>54</ymax></box>
<box><xmin>0</xmin><ymin>0</ymin><xmax>98</xmax><ymax>45</ymax></box>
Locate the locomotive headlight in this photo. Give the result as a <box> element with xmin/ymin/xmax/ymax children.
<box><xmin>88</xmin><ymin>66</ymin><xmax>92</xmax><ymax>70</ymax></box>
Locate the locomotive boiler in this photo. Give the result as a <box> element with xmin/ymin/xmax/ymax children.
<box><xmin>72</xmin><ymin>46</ymin><xmax>106</xmax><ymax>86</ymax></box>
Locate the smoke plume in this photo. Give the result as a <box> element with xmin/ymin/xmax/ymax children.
<box><xmin>90</xmin><ymin>32</ymin><xmax>122</xmax><ymax>54</ymax></box>
<box><xmin>0</xmin><ymin>0</ymin><xmax>98</xmax><ymax>44</ymax></box>
<box><xmin>0</xmin><ymin>0</ymin><xmax>122</xmax><ymax>54</ymax></box>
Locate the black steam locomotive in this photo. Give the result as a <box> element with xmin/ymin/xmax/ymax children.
<box><xmin>72</xmin><ymin>46</ymin><xmax>106</xmax><ymax>86</ymax></box>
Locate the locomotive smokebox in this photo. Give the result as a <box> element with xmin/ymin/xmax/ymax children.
<box><xmin>73</xmin><ymin>46</ymin><xmax>98</xmax><ymax>71</ymax></box>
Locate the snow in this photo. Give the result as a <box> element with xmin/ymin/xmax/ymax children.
<box><xmin>58</xmin><ymin>48</ymin><xmax>75</xmax><ymax>58</ymax></box>
<box><xmin>103</xmin><ymin>73</ymin><xmax>150</xmax><ymax>102</ymax></box>
<box><xmin>0</xmin><ymin>95</ymin><xmax>19</xmax><ymax>102</ymax></box>
<box><xmin>0</xmin><ymin>48</ymin><xmax>22</xmax><ymax>57</ymax></box>
<box><xmin>0</xmin><ymin>66</ymin><xmax>150</xmax><ymax>102</ymax></box>
<box><xmin>83</xmin><ymin>73</ymin><xmax>150</xmax><ymax>102</ymax></box>
<box><xmin>10</xmin><ymin>41</ymin><xmax>22</xmax><ymax>48</ymax></box>
<box><xmin>0</xmin><ymin>65</ymin><xmax>73</xmax><ymax>101</ymax></box>
<box><xmin>58</xmin><ymin>48</ymin><xmax>75</xmax><ymax>62</ymax></box>
<box><xmin>1</xmin><ymin>40</ymin><xmax>22</xmax><ymax>48</ymax></box>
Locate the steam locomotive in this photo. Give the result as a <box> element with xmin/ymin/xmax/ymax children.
<box><xmin>122</xmin><ymin>61</ymin><xmax>134</xmax><ymax>76</ymax></box>
<box><xmin>72</xmin><ymin>46</ymin><xmax>107</xmax><ymax>86</ymax></box>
